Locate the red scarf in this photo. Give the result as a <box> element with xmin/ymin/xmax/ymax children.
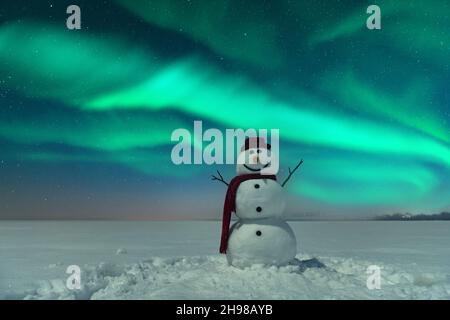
<box><xmin>219</xmin><ymin>173</ymin><xmax>277</xmax><ymax>253</ymax></box>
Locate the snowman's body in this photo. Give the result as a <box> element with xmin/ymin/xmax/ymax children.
<box><xmin>227</xmin><ymin>218</ymin><xmax>296</xmax><ymax>267</ymax></box>
<box><xmin>235</xmin><ymin>179</ymin><xmax>285</xmax><ymax>219</ymax></box>
<box><xmin>221</xmin><ymin>140</ymin><xmax>297</xmax><ymax>267</ymax></box>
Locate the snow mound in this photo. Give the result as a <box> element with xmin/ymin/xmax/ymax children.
<box><xmin>15</xmin><ymin>254</ymin><xmax>450</xmax><ymax>300</ymax></box>
<box><xmin>115</xmin><ymin>248</ymin><xmax>127</xmax><ymax>255</ymax></box>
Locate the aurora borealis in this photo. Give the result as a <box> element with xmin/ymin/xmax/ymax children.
<box><xmin>1</xmin><ymin>0</ymin><xmax>449</xmax><ymax>219</ymax></box>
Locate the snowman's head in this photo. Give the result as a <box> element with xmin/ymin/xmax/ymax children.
<box><xmin>236</xmin><ymin>137</ymin><xmax>276</xmax><ymax>175</ymax></box>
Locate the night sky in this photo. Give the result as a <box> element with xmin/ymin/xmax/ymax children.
<box><xmin>1</xmin><ymin>0</ymin><xmax>449</xmax><ymax>219</ymax></box>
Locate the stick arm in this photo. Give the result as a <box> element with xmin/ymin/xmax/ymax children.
<box><xmin>281</xmin><ymin>159</ymin><xmax>303</xmax><ymax>187</ymax></box>
<box><xmin>211</xmin><ymin>170</ymin><xmax>229</xmax><ymax>186</ymax></box>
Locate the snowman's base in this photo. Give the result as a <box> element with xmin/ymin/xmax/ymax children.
<box><xmin>226</xmin><ymin>256</ymin><xmax>298</xmax><ymax>268</ymax></box>
<box><xmin>226</xmin><ymin>218</ymin><xmax>297</xmax><ymax>268</ymax></box>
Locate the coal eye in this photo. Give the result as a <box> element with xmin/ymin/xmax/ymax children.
<box><xmin>257</xmin><ymin>149</ymin><xmax>262</xmax><ymax>154</ymax></box>
<box><xmin>249</xmin><ymin>150</ymin><xmax>255</xmax><ymax>154</ymax></box>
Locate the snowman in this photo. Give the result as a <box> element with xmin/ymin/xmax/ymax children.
<box><xmin>212</xmin><ymin>137</ymin><xmax>303</xmax><ymax>267</ymax></box>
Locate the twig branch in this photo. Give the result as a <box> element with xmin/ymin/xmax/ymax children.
<box><xmin>281</xmin><ymin>159</ymin><xmax>303</xmax><ymax>187</ymax></box>
<box><xmin>211</xmin><ymin>170</ymin><xmax>229</xmax><ymax>186</ymax></box>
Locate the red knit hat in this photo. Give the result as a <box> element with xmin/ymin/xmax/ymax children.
<box><xmin>241</xmin><ymin>137</ymin><xmax>271</xmax><ymax>152</ymax></box>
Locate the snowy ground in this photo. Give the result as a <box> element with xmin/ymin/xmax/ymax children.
<box><xmin>1</xmin><ymin>221</ymin><xmax>449</xmax><ymax>299</ymax></box>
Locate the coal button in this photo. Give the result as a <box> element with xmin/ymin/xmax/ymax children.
<box><xmin>256</xmin><ymin>230</ymin><xmax>262</xmax><ymax>236</ymax></box>
<box><xmin>256</xmin><ymin>206</ymin><xmax>262</xmax><ymax>212</ymax></box>
<box><xmin>254</xmin><ymin>184</ymin><xmax>260</xmax><ymax>189</ymax></box>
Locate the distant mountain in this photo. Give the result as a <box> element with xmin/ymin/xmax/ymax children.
<box><xmin>374</xmin><ymin>212</ymin><xmax>450</xmax><ymax>221</ymax></box>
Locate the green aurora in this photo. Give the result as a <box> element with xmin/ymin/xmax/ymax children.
<box><xmin>0</xmin><ymin>0</ymin><xmax>449</xmax><ymax>218</ymax></box>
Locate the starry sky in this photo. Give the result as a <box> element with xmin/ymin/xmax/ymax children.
<box><xmin>0</xmin><ymin>0</ymin><xmax>449</xmax><ymax>219</ymax></box>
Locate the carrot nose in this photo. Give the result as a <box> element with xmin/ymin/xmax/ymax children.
<box><xmin>252</xmin><ymin>155</ymin><xmax>259</xmax><ymax>163</ymax></box>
